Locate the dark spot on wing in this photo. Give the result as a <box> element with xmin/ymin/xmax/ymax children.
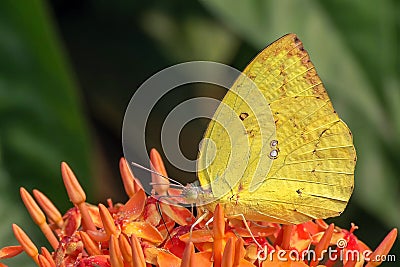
<box><xmin>239</xmin><ymin>112</ymin><xmax>249</xmax><ymax>121</ymax></box>
<box><xmin>248</xmin><ymin>74</ymin><xmax>256</xmax><ymax>80</ymax></box>
<box><xmin>246</xmin><ymin>129</ymin><xmax>255</xmax><ymax>137</ymax></box>
<box><xmin>319</xmin><ymin>129</ymin><xmax>328</xmax><ymax>138</ymax></box>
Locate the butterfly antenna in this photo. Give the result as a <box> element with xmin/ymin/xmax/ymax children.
<box><xmin>150</xmin><ymin>183</ymin><xmax>186</xmax><ymax>189</ymax></box>
<box><xmin>131</xmin><ymin>161</ymin><xmax>184</xmax><ymax>187</ymax></box>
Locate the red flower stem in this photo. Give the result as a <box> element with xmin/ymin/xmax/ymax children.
<box><xmin>309</xmin><ymin>223</ymin><xmax>334</xmax><ymax>267</ymax></box>
<box><xmin>20</xmin><ymin>188</ymin><xmax>59</xmax><ymax>250</ymax></box>
<box><xmin>119</xmin><ymin>157</ymin><xmax>136</xmax><ymax>197</ymax></box>
<box><xmin>12</xmin><ymin>224</ymin><xmax>39</xmax><ymax>266</ymax></box>
<box><xmin>181</xmin><ymin>242</ymin><xmax>194</xmax><ymax>267</ymax></box>
<box><xmin>213</xmin><ymin>204</ymin><xmax>225</xmax><ymax>267</ymax></box>
<box><xmin>131</xmin><ymin>234</ymin><xmax>146</xmax><ymax>267</ymax></box>
<box><xmin>221</xmin><ymin>237</ymin><xmax>234</xmax><ymax>267</ymax></box>
<box><xmin>38</xmin><ymin>254</ymin><xmax>52</xmax><ymax>267</ymax></box>
<box><xmin>79</xmin><ymin>231</ymin><xmax>101</xmax><ymax>256</ymax></box>
<box><xmin>281</xmin><ymin>225</ymin><xmax>293</xmax><ymax>250</ymax></box>
<box><xmin>40</xmin><ymin>247</ymin><xmax>55</xmax><ymax>267</ymax></box>
<box><xmin>366</xmin><ymin>228</ymin><xmax>397</xmax><ymax>267</ymax></box>
<box><xmin>61</xmin><ymin>162</ymin><xmax>96</xmax><ymax>231</ymax></box>
<box><xmin>33</xmin><ymin>189</ymin><xmax>64</xmax><ymax>228</ymax></box>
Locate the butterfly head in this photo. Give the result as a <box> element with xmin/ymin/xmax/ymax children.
<box><xmin>177</xmin><ymin>182</ymin><xmax>214</xmax><ymax>207</ymax></box>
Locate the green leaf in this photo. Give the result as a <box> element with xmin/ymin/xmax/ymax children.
<box><xmin>140</xmin><ymin>8</ymin><xmax>240</xmax><ymax>62</ymax></box>
<box><xmin>0</xmin><ymin>0</ymin><xmax>91</xmax><ymax>263</ymax></box>
<box><xmin>201</xmin><ymin>0</ymin><xmax>400</xmax><ymax>229</ymax></box>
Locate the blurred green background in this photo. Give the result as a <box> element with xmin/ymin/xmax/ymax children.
<box><xmin>0</xmin><ymin>0</ymin><xmax>398</xmax><ymax>266</ymax></box>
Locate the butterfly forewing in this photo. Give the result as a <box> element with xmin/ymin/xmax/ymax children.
<box><xmin>197</xmin><ymin>34</ymin><xmax>356</xmax><ymax>224</ymax></box>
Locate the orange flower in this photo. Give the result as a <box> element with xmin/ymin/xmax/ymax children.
<box><xmin>0</xmin><ymin>151</ymin><xmax>397</xmax><ymax>267</ymax></box>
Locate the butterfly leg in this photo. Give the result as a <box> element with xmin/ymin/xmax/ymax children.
<box><xmin>229</xmin><ymin>213</ymin><xmax>263</xmax><ymax>250</ymax></box>
<box><xmin>204</xmin><ymin>216</ymin><xmax>213</xmax><ymax>230</ymax></box>
<box><xmin>189</xmin><ymin>209</ymin><xmax>210</xmax><ymax>240</ymax></box>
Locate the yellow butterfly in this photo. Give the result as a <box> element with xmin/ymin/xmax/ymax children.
<box><xmin>196</xmin><ymin>33</ymin><xmax>356</xmax><ymax>224</ymax></box>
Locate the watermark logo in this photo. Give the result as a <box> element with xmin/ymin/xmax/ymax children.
<box><xmin>256</xmin><ymin>238</ymin><xmax>396</xmax><ymax>264</ymax></box>
<box><xmin>122</xmin><ymin>61</ymin><xmax>276</xmax><ymax>205</ymax></box>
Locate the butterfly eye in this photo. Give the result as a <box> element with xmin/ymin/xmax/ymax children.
<box><xmin>269</xmin><ymin>149</ymin><xmax>279</xmax><ymax>159</ymax></box>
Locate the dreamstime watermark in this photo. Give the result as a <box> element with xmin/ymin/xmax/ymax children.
<box><xmin>122</xmin><ymin>61</ymin><xmax>276</xmax><ymax>205</ymax></box>
<box><xmin>256</xmin><ymin>238</ymin><xmax>396</xmax><ymax>263</ymax></box>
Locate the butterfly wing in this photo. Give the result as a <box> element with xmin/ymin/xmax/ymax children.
<box><xmin>197</xmin><ymin>34</ymin><xmax>356</xmax><ymax>223</ymax></box>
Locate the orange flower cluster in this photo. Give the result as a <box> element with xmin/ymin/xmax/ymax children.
<box><xmin>0</xmin><ymin>149</ymin><xmax>397</xmax><ymax>267</ymax></box>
